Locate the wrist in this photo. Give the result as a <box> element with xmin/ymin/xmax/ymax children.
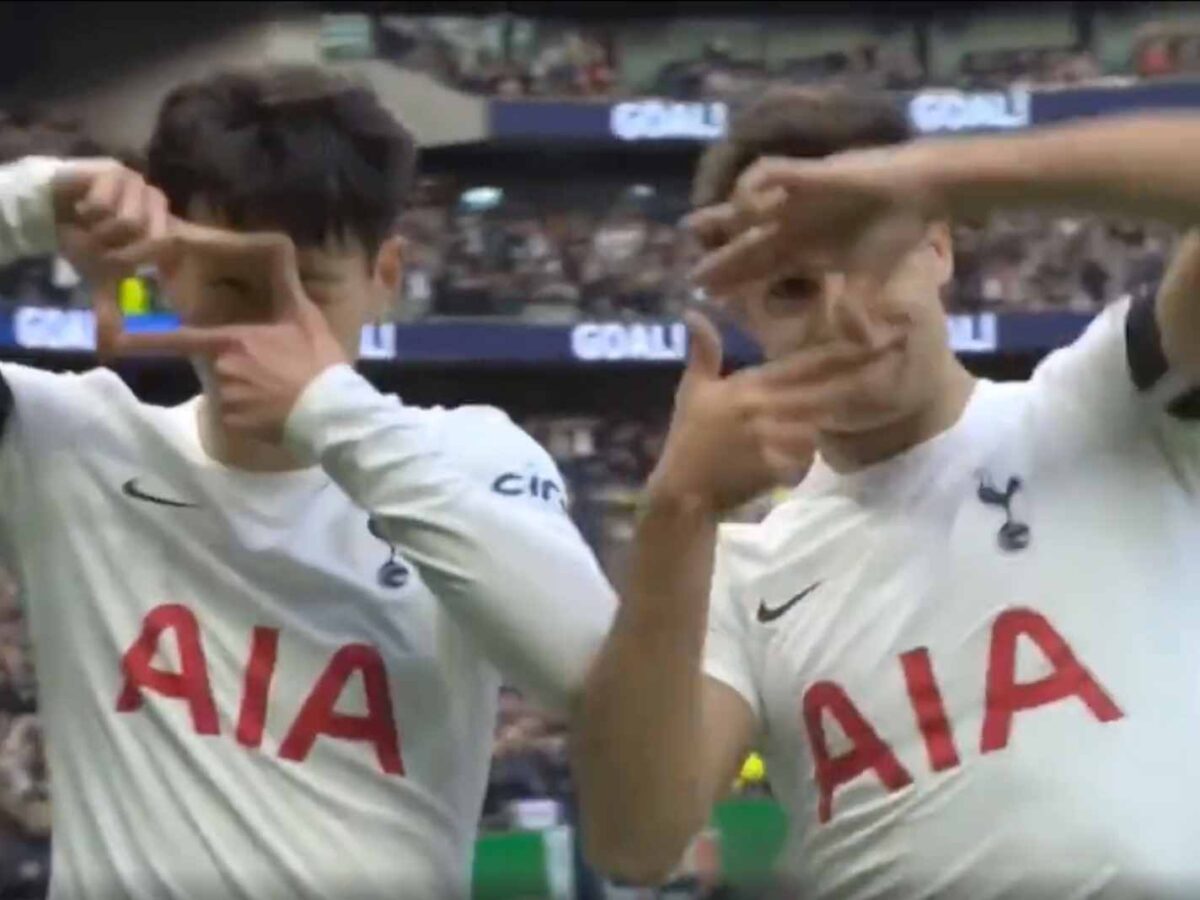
<box><xmin>282</xmin><ymin>362</ymin><xmax>364</xmax><ymax>459</ymax></box>
<box><xmin>642</xmin><ymin>472</ymin><xmax>720</xmax><ymax>521</ymax></box>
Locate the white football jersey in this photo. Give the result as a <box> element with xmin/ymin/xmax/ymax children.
<box><xmin>0</xmin><ymin>157</ymin><xmax>617</xmax><ymax>900</ymax></box>
<box><xmin>705</xmin><ymin>299</ymin><xmax>1200</xmax><ymax>898</ymax></box>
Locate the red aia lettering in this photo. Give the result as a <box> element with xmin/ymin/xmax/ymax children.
<box><xmin>900</xmin><ymin>647</ymin><xmax>961</xmax><ymax>772</ymax></box>
<box><xmin>802</xmin><ymin>681</ymin><xmax>913</xmax><ymax>824</ymax></box>
<box><xmin>801</xmin><ymin>607</ymin><xmax>1123</xmax><ymax>824</ymax></box>
<box><xmin>278</xmin><ymin>644</ymin><xmax>405</xmax><ymax>776</ymax></box>
<box><xmin>235</xmin><ymin>627</ymin><xmax>280</xmax><ymax>749</ymax></box>
<box><xmin>116</xmin><ymin>609</ymin><xmax>405</xmax><ymax>777</ymax></box>
<box><xmin>116</xmin><ymin>604</ymin><xmax>219</xmax><ymax>735</ymax></box>
<box><xmin>981</xmin><ymin>607</ymin><xmax>1124</xmax><ymax>753</ymax></box>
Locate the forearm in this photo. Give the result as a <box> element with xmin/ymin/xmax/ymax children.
<box><xmin>286</xmin><ymin>366</ymin><xmax>616</xmax><ymax>711</ymax></box>
<box><xmin>911</xmin><ymin>115</ymin><xmax>1200</xmax><ymax>227</ymax></box>
<box><xmin>0</xmin><ymin>158</ymin><xmax>64</xmax><ymax>266</ymax></box>
<box><xmin>574</xmin><ymin>491</ymin><xmax>717</xmax><ymax>883</ymax></box>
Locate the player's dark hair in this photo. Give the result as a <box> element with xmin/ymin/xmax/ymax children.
<box><xmin>146</xmin><ymin>65</ymin><xmax>418</xmax><ymax>256</ymax></box>
<box><xmin>691</xmin><ymin>86</ymin><xmax>911</xmax><ymax>209</ymax></box>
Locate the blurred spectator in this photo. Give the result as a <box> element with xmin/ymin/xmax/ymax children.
<box><xmin>481</xmin><ymin>687</ymin><xmax>571</xmax><ymax>831</ymax></box>
<box><xmin>0</xmin><ymin>568</ymin><xmax>50</xmax><ymax>900</ymax></box>
<box><xmin>0</xmin><ymin>159</ymin><xmax>1178</xmax><ymax>321</ymax></box>
<box><xmin>371</xmin><ymin>11</ymin><xmax>1200</xmax><ymax>99</ymax></box>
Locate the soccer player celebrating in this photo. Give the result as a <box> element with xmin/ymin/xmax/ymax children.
<box><xmin>0</xmin><ymin>66</ymin><xmax>614</xmax><ymax>899</ymax></box>
<box><xmin>576</xmin><ymin>88</ymin><xmax>1200</xmax><ymax>897</ymax></box>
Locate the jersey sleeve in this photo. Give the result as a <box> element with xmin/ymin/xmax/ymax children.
<box><xmin>1030</xmin><ymin>295</ymin><xmax>1200</xmax><ymax>487</ymax></box>
<box><xmin>0</xmin><ymin>363</ymin><xmax>120</xmax><ymax>543</ymax></box>
<box><xmin>284</xmin><ymin>364</ymin><xmax>617</xmax><ymax>712</ymax></box>
<box><xmin>701</xmin><ymin>529</ymin><xmax>762</xmax><ymax>722</ymax></box>
<box><xmin>0</xmin><ymin>157</ymin><xmax>67</xmax><ymax>267</ymax></box>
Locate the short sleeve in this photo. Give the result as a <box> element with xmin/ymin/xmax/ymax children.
<box><xmin>1030</xmin><ymin>297</ymin><xmax>1200</xmax><ymax>485</ymax></box>
<box><xmin>702</xmin><ymin>530</ymin><xmax>762</xmax><ymax>722</ymax></box>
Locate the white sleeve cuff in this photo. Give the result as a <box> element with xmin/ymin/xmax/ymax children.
<box><xmin>0</xmin><ymin>157</ymin><xmax>68</xmax><ymax>261</ymax></box>
<box><xmin>283</xmin><ymin>363</ymin><xmax>376</xmax><ymax>459</ymax></box>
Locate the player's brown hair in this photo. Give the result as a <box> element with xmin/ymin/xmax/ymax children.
<box><xmin>146</xmin><ymin>64</ymin><xmax>418</xmax><ymax>257</ymax></box>
<box><xmin>691</xmin><ymin>86</ymin><xmax>912</xmax><ymax>209</ymax></box>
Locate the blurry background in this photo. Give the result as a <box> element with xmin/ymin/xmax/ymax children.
<box><xmin>0</xmin><ymin>1</ymin><xmax>1198</xmax><ymax>897</ymax></box>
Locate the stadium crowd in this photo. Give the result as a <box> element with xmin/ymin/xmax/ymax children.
<box><xmin>0</xmin><ymin>164</ymin><xmax>1179</xmax><ymax>321</ymax></box>
<box><xmin>373</xmin><ymin>12</ymin><xmax>1200</xmax><ymax>99</ymax></box>
<box><xmin>0</xmin><ymin>11</ymin><xmax>1192</xmax><ymax>895</ymax></box>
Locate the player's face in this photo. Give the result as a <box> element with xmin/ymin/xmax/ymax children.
<box><xmin>163</xmin><ymin>202</ymin><xmax>403</xmax><ymax>360</ymax></box>
<box><xmin>730</xmin><ymin>221</ymin><xmax>954</xmax><ymax>434</ymax></box>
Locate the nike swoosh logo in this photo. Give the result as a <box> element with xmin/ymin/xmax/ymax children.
<box><xmin>757</xmin><ymin>581</ymin><xmax>822</xmax><ymax>624</ymax></box>
<box><xmin>122</xmin><ymin>479</ymin><xmax>200</xmax><ymax>509</ymax></box>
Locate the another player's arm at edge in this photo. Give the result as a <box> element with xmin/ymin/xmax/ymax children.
<box><xmin>283</xmin><ymin>367</ymin><xmax>617</xmax><ymax>713</ymax></box>
<box><xmin>889</xmin><ymin>115</ymin><xmax>1200</xmax><ymax>377</ymax></box>
<box><xmin>573</xmin><ymin>489</ymin><xmax>757</xmax><ymax>884</ymax></box>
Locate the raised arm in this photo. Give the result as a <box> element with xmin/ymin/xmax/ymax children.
<box><xmin>0</xmin><ymin>156</ymin><xmax>168</xmax><ymax>481</ymax></box>
<box><xmin>283</xmin><ymin>366</ymin><xmax>617</xmax><ymax>711</ymax></box>
<box><xmin>574</xmin><ymin>488</ymin><xmax>758</xmax><ymax>884</ymax></box>
<box><xmin>695</xmin><ymin>114</ymin><xmax>1200</xmax><ymax>379</ymax></box>
<box><xmin>0</xmin><ymin>155</ymin><xmax>167</xmax><ymax>274</ymax></box>
<box><xmin>573</xmin><ymin>315</ymin><xmax>829</xmax><ymax>883</ymax></box>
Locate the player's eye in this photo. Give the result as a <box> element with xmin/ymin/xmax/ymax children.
<box><xmin>768</xmin><ymin>275</ymin><xmax>821</xmax><ymax>301</ymax></box>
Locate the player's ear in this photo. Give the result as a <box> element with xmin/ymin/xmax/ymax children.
<box><xmin>371</xmin><ymin>235</ymin><xmax>405</xmax><ymax>318</ymax></box>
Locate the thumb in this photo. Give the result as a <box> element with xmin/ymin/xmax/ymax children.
<box><xmin>93</xmin><ymin>275</ymin><xmax>125</xmax><ymax>363</ymax></box>
<box><xmin>683</xmin><ymin>310</ymin><xmax>723</xmax><ymax>381</ymax></box>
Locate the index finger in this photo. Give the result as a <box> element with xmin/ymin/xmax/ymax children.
<box><xmin>112</xmin><ymin>326</ymin><xmax>238</xmax><ymax>359</ymax></box>
<box><xmin>683</xmin><ymin>203</ymin><xmax>738</xmax><ymax>252</ymax></box>
<box><xmin>690</xmin><ymin>221</ymin><xmax>791</xmax><ymax>294</ymax></box>
<box><xmin>735</xmin><ymin>156</ymin><xmax>818</xmax><ymax>201</ymax></box>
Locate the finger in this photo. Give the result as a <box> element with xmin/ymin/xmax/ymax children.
<box><xmin>105</xmin><ymin>200</ymin><xmax>177</xmax><ymax>269</ymax></box>
<box><xmin>735</xmin><ymin>156</ymin><xmax>813</xmax><ymax>201</ymax></box>
<box><xmin>757</xmin><ymin>420</ymin><xmax>817</xmax><ymax>481</ymax></box>
<box><xmin>74</xmin><ymin>168</ymin><xmax>124</xmax><ymax>225</ymax></box>
<box><xmin>690</xmin><ymin>222</ymin><xmax>786</xmax><ymax>293</ymax></box>
<box><xmin>682</xmin><ymin>309</ymin><xmax>723</xmax><ymax>380</ymax></box>
<box><xmin>114</xmin><ymin>325</ymin><xmax>240</xmax><ymax>360</ymax></box>
<box><xmin>92</xmin><ymin>176</ymin><xmax>151</xmax><ymax>249</ymax></box>
<box><xmin>755</xmin><ymin>336</ymin><xmax>898</xmax><ymax>390</ymax></box>
<box><xmin>683</xmin><ymin>203</ymin><xmax>738</xmax><ymax>251</ymax></box>
<box><xmin>51</xmin><ymin>159</ymin><xmax>120</xmax><ymax>218</ymax></box>
<box><xmin>51</xmin><ymin>160</ymin><xmax>114</xmax><ymax>206</ymax></box>
<box><xmin>730</xmin><ymin>183</ymin><xmax>787</xmax><ymax>234</ymax></box>
<box><xmin>93</xmin><ymin>277</ymin><xmax>125</xmax><ymax>363</ymax></box>
<box><xmin>762</xmin><ymin>366</ymin><xmax>872</xmax><ymax>421</ymax></box>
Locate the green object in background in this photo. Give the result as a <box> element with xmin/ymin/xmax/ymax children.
<box><xmin>712</xmin><ymin>798</ymin><xmax>789</xmax><ymax>890</ymax></box>
<box><xmin>473</xmin><ymin>826</ymin><xmax>573</xmax><ymax>900</ymax></box>
<box><xmin>474</xmin><ymin>829</ymin><xmax>547</xmax><ymax>900</ymax></box>
<box><xmin>470</xmin><ymin>800</ymin><xmax>787</xmax><ymax>899</ymax></box>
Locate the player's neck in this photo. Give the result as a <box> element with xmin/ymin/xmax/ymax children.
<box><xmin>195</xmin><ymin>398</ymin><xmax>309</xmax><ymax>473</ymax></box>
<box><xmin>817</xmin><ymin>359</ymin><xmax>976</xmax><ymax>474</ymax></box>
